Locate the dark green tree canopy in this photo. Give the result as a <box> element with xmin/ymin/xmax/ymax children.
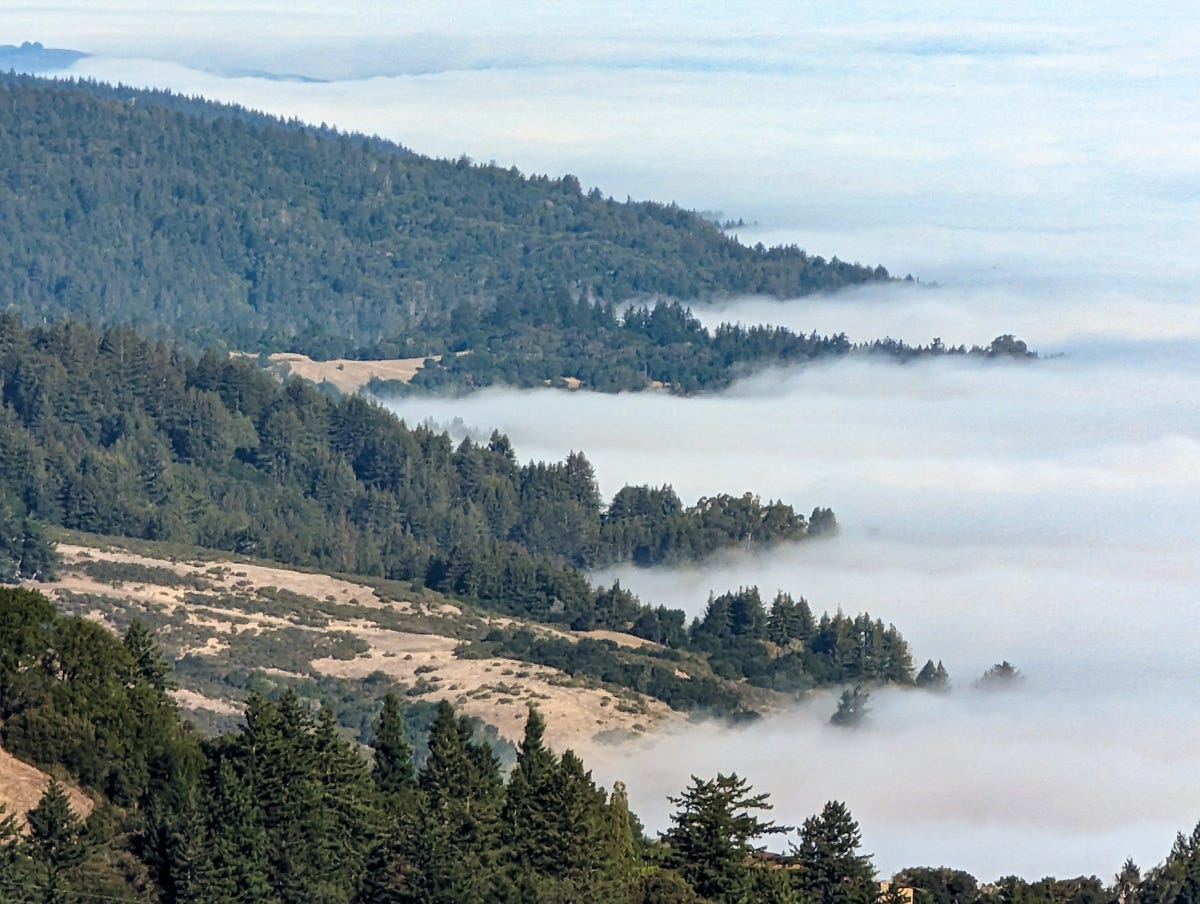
<box><xmin>0</xmin><ymin>72</ymin><xmax>890</xmax><ymax>358</ymax></box>
<box><xmin>792</xmin><ymin>800</ymin><xmax>876</xmax><ymax>904</ymax></box>
<box><xmin>830</xmin><ymin>686</ymin><xmax>871</xmax><ymax>729</ymax></box>
<box><xmin>664</xmin><ymin>772</ymin><xmax>789</xmax><ymax>902</ymax></box>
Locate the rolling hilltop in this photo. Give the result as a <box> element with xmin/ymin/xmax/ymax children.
<box><xmin>0</xmin><ymin>72</ymin><xmax>888</xmax><ymax>358</ymax></box>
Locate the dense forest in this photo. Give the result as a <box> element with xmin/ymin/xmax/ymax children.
<box><xmin>0</xmin><ymin>72</ymin><xmax>890</xmax><ymax>360</ymax></box>
<box><xmin>3</xmin><ymin>589</ymin><xmax>1199</xmax><ymax>904</ymax></box>
<box><xmin>0</xmin><ymin>315</ymin><xmax>930</xmax><ymax>712</ymax></box>
<box><xmin>0</xmin><ymin>314</ymin><xmax>821</xmax><ymax>585</ymax></box>
<box><xmin>390</xmin><ymin>298</ymin><xmax>1035</xmax><ymax>395</ymax></box>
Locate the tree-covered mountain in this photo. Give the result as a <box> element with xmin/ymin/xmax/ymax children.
<box><xmin>0</xmin><ymin>315</ymin><xmax>820</xmax><ymax>578</ymax></box>
<box><xmin>0</xmin><ymin>72</ymin><xmax>889</xmax><ymax>358</ymax></box>
<box><xmin>0</xmin><ymin>316</ymin><xmax>859</xmax><ymax>688</ymax></box>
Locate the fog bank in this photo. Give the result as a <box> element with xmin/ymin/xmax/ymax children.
<box><xmin>381</xmin><ymin>311</ymin><xmax>1200</xmax><ymax>878</ymax></box>
<box><xmin>9</xmin><ymin>2</ymin><xmax>1200</xmax><ymax>290</ymax></box>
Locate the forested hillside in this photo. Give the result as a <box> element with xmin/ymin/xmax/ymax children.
<box><xmin>0</xmin><ymin>72</ymin><xmax>888</xmax><ymax>358</ymax></box>
<box><xmin>3</xmin><ymin>589</ymin><xmax>1198</xmax><ymax>904</ymax></box>
<box><xmin>0</xmin><ymin>316</ymin><xmax>822</xmax><ymax>590</ymax></box>
<box><xmin>1</xmin><ymin>316</ymin><xmax>915</xmax><ymax>713</ymax></box>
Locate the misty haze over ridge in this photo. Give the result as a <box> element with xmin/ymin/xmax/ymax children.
<box><xmin>9</xmin><ymin>1</ymin><xmax>1200</xmax><ymax>294</ymax></box>
<box><xmin>7</xmin><ymin>0</ymin><xmax>1200</xmax><ymax>882</ymax></box>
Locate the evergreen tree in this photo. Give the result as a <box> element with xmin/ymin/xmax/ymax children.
<box><xmin>371</xmin><ymin>692</ymin><xmax>416</xmax><ymax>802</ymax></box>
<box><xmin>123</xmin><ymin>619</ymin><xmax>173</xmax><ymax>692</ymax></box>
<box><xmin>1142</xmin><ymin>823</ymin><xmax>1200</xmax><ymax>904</ymax></box>
<box><xmin>663</xmin><ymin>772</ymin><xmax>788</xmax><ymax>903</ymax></box>
<box><xmin>153</xmin><ymin>785</ymin><xmax>214</xmax><ymax>904</ymax></box>
<box><xmin>0</xmin><ymin>803</ymin><xmax>31</xmax><ymax>899</ymax></box>
<box><xmin>228</xmin><ymin>692</ymin><xmax>374</xmax><ymax>904</ymax></box>
<box><xmin>25</xmin><ymin>779</ymin><xmax>89</xmax><ymax>904</ymax></box>
<box><xmin>204</xmin><ymin>758</ymin><xmax>271</xmax><ymax>904</ymax></box>
<box><xmin>1115</xmin><ymin>859</ymin><xmax>1141</xmax><ymax>904</ymax></box>
<box><xmin>402</xmin><ymin>701</ymin><xmax>505</xmax><ymax>904</ymax></box>
<box><xmin>501</xmin><ymin>706</ymin><xmax>560</xmax><ymax>875</ymax></box>
<box><xmin>791</xmin><ymin>801</ymin><xmax>876</xmax><ymax>904</ymax></box>
<box><xmin>830</xmin><ymin>686</ymin><xmax>870</xmax><ymax>728</ymax></box>
<box><xmin>973</xmin><ymin>662</ymin><xmax>1022</xmax><ymax>691</ymax></box>
<box><xmin>915</xmin><ymin>660</ymin><xmax>950</xmax><ymax>692</ymax></box>
<box><xmin>602</xmin><ymin>780</ymin><xmax>640</xmax><ymax>900</ymax></box>
<box><xmin>0</xmin><ymin>491</ymin><xmax>58</xmax><ymax>583</ymax></box>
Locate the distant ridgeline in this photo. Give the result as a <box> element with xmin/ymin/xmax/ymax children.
<box><xmin>0</xmin><ymin>42</ymin><xmax>87</xmax><ymax>73</ymax></box>
<box><xmin>396</xmin><ymin>303</ymin><xmax>1036</xmax><ymax>395</ymax></box>
<box><xmin>0</xmin><ymin>72</ymin><xmax>887</xmax><ymax>356</ymax></box>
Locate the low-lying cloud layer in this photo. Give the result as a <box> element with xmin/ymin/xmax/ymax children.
<box><xmin>9</xmin><ymin>1</ymin><xmax>1200</xmax><ymax>288</ymax></box>
<box><xmin>381</xmin><ymin>299</ymin><xmax>1200</xmax><ymax>877</ymax></box>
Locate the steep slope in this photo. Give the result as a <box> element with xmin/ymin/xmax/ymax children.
<box><xmin>0</xmin><ymin>72</ymin><xmax>889</xmax><ymax>356</ymax></box>
<box><xmin>35</xmin><ymin>539</ymin><xmax>683</xmax><ymax>751</ymax></box>
<box><xmin>0</xmin><ymin>746</ymin><xmax>93</xmax><ymax>828</ymax></box>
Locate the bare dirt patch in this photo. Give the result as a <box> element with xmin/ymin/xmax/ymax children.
<box><xmin>579</xmin><ymin>629</ymin><xmax>663</xmax><ymax>650</ymax></box>
<box><xmin>312</xmin><ymin>646</ymin><xmax>678</xmax><ymax>751</ymax></box>
<box><xmin>0</xmin><ymin>746</ymin><xmax>93</xmax><ymax>828</ymax></box>
<box><xmin>36</xmin><ymin>540</ymin><xmax>680</xmax><ymax>751</ymax></box>
<box><xmin>237</xmin><ymin>351</ymin><xmax>435</xmax><ymax>394</ymax></box>
<box><xmin>170</xmin><ymin>688</ymin><xmax>241</xmax><ymax>718</ymax></box>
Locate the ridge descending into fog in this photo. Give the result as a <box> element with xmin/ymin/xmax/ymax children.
<box><xmin>381</xmin><ymin>291</ymin><xmax>1200</xmax><ymax>877</ymax></box>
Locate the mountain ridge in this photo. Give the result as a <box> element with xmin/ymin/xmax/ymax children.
<box><xmin>0</xmin><ymin>71</ymin><xmax>889</xmax><ymax>358</ymax></box>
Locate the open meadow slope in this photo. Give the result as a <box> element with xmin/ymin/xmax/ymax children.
<box><xmin>31</xmin><ymin>539</ymin><xmax>681</xmax><ymax>751</ymax></box>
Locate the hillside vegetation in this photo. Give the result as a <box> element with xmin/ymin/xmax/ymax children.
<box><xmin>3</xmin><ymin>585</ymin><xmax>1198</xmax><ymax>904</ymax></box>
<box><xmin>0</xmin><ymin>72</ymin><xmax>888</xmax><ymax>359</ymax></box>
<box><xmin>2</xmin><ymin>316</ymin><xmax>933</xmax><ymax>716</ymax></box>
<box><xmin>0</xmin><ymin>315</ymin><xmax>825</xmax><ymax>592</ymax></box>
<box><xmin>38</xmin><ymin>537</ymin><xmax>679</xmax><ymax>749</ymax></box>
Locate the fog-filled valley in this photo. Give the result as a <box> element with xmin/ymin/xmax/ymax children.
<box><xmin>5</xmin><ymin>0</ymin><xmax>1200</xmax><ymax>887</ymax></box>
<box><xmin>380</xmin><ymin>289</ymin><xmax>1200</xmax><ymax>878</ymax></box>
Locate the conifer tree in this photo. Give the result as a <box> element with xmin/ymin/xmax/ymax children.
<box><xmin>234</xmin><ymin>691</ymin><xmax>374</xmax><ymax>904</ymax></box>
<box><xmin>371</xmin><ymin>692</ymin><xmax>416</xmax><ymax>801</ymax></box>
<box><xmin>553</xmin><ymin>749</ymin><xmax>623</xmax><ymax>901</ymax></box>
<box><xmin>123</xmin><ymin>619</ymin><xmax>172</xmax><ymax>692</ymax></box>
<box><xmin>25</xmin><ymin>779</ymin><xmax>88</xmax><ymax>904</ymax></box>
<box><xmin>204</xmin><ymin>758</ymin><xmax>271</xmax><ymax>904</ymax></box>
<box><xmin>830</xmin><ymin>686</ymin><xmax>870</xmax><ymax>728</ymax></box>
<box><xmin>502</xmin><ymin>706</ymin><xmax>559</xmax><ymax>874</ymax></box>
<box><xmin>603</xmin><ymin>780</ymin><xmax>639</xmax><ymax>890</ymax></box>
<box><xmin>155</xmin><ymin>786</ymin><xmax>214</xmax><ymax>904</ymax></box>
<box><xmin>309</xmin><ymin>707</ymin><xmax>377</xmax><ymax>899</ymax></box>
<box><xmin>664</xmin><ymin>772</ymin><xmax>788</xmax><ymax>902</ymax></box>
<box><xmin>791</xmin><ymin>801</ymin><xmax>876</xmax><ymax>904</ymax></box>
<box><xmin>915</xmin><ymin>660</ymin><xmax>950</xmax><ymax>692</ymax></box>
<box><xmin>0</xmin><ymin>803</ymin><xmax>30</xmax><ymax>897</ymax></box>
<box><xmin>1141</xmin><ymin>822</ymin><xmax>1200</xmax><ymax>904</ymax></box>
<box><xmin>403</xmin><ymin>701</ymin><xmax>505</xmax><ymax>904</ymax></box>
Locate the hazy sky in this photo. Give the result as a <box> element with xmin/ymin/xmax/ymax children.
<box><xmin>5</xmin><ymin>0</ymin><xmax>1199</xmax><ymax>880</ymax></box>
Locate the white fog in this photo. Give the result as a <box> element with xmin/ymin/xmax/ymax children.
<box><xmin>377</xmin><ymin>302</ymin><xmax>1200</xmax><ymax>878</ymax></box>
